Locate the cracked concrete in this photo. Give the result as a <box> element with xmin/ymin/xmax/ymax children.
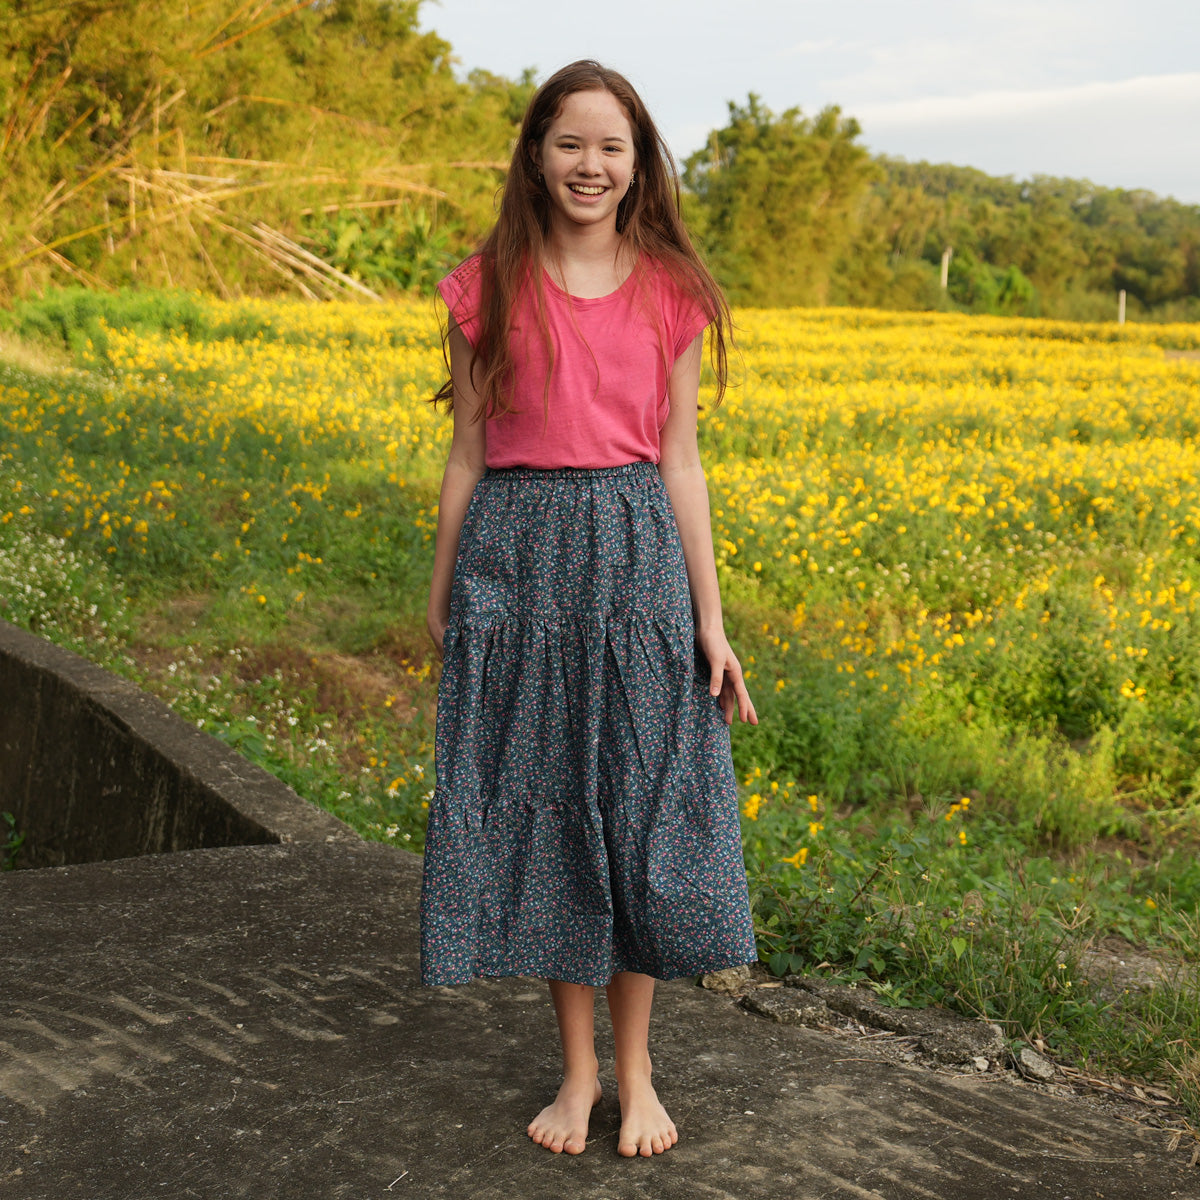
<box><xmin>2</xmin><ymin>840</ymin><xmax>1195</xmax><ymax>1200</ymax></box>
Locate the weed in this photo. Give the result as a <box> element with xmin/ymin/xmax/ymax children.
<box><xmin>1</xmin><ymin>811</ymin><xmax>24</xmax><ymax>870</ymax></box>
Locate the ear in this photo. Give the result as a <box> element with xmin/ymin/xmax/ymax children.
<box><xmin>528</xmin><ymin>141</ymin><xmax>542</xmax><ymax>172</ymax></box>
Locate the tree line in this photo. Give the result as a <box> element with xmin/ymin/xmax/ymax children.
<box><xmin>3</xmin><ymin>0</ymin><xmax>1197</xmax><ymax>320</ymax></box>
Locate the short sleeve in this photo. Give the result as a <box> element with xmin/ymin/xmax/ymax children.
<box><xmin>652</xmin><ymin>265</ymin><xmax>711</xmax><ymax>360</ymax></box>
<box><xmin>437</xmin><ymin>255</ymin><xmax>485</xmax><ymax>348</ymax></box>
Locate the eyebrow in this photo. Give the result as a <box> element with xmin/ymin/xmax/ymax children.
<box><xmin>554</xmin><ymin>131</ymin><xmax>629</xmax><ymax>143</ymax></box>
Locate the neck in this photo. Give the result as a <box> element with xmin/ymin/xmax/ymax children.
<box><xmin>545</xmin><ymin>216</ymin><xmax>624</xmax><ymax>265</ymax></box>
<box><xmin>542</xmin><ymin>226</ymin><xmax>636</xmax><ymax>299</ymax></box>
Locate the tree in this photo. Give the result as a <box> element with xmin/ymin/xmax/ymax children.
<box><xmin>683</xmin><ymin>96</ymin><xmax>878</xmax><ymax>307</ymax></box>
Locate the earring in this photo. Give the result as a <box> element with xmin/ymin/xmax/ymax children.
<box><xmin>630</xmin><ymin>173</ymin><xmax>637</xmax><ymax>187</ymax></box>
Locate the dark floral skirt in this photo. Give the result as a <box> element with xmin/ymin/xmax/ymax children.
<box><xmin>419</xmin><ymin>461</ymin><xmax>757</xmax><ymax>986</ymax></box>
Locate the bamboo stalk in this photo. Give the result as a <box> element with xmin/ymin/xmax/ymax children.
<box><xmin>298</xmin><ymin>198</ymin><xmax>420</xmax><ymax>217</ymax></box>
<box><xmin>373</xmin><ymin>161</ymin><xmax>510</xmax><ymax>172</ymax></box>
<box><xmin>195</xmin><ymin>0</ymin><xmax>260</xmax><ymax>52</ymax></box>
<box><xmin>216</xmin><ymin>221</ymin><xmax>356</xmax><ymax>300</ymax></box>
<box><xmin>202</xmin><ymin>93</ymin><xmax>395</xmax><ymax>138</ymax></box>
<box><xmin>32</xmin><ymin>155</ymin><xmax>136</xmax><ymax>227</ymax></box>
<box><xmin>196</xmin><ymin>0</ymin><xmax>314</xmax><ymax>60</ymax></box>
<box><xmin>124</xmin><ymin>162</ymin><xmax>447</xmax><ymax>205</ymax></box>
<box><xmin>20</xmin><ymin>236</ymin><xmax>111</xmax><ymax>290</ymax></box>
<box><xmin>32</xmin><ymin>86</ymin><xmax>186</xmax><ymax>225</ymax></box>
<box><xmin>249</xmin><ymin>220</ymin><xmax>381</xmax><ymax>299</ymax></box>
<box><xmin>178</xmin><ymin>207</ymin><xmax>233</xmax><ymax>299</ymax></box>
<box><xmin>50</xmin><ymin>102</ymin><xmax>97</xmax><ymax>152</ymax></box>
<box><xmin>17</xmin><ymin>64</ymin><xmax>74</xmax><ymax>150</ymax></box>
<box><xmin>1</xmin><ymin>46</ymin><xmax>53</xmax><ymax>157</ymax></box>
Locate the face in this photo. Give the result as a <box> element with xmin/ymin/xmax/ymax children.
<box><xmin>532</xmin><ymin>89</ymin><xmax>637</xmax><ymax>234</ymax></box>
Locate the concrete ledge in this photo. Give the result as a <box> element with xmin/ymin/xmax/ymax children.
<box><xmin>0</xmin><ymin>618</ymin><xmax>353</xmax><ymax>868</ymax></box>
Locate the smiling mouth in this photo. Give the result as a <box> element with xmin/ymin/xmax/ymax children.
<box><xmin>568</xmin><ymin>184</ymin><xmax>607</xmax><ymax>196</ymax></box>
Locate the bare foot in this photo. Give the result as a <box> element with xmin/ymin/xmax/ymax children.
<box><xmin>527</xmin><ymin>1072</ymin><xmax>603</xmax><ymax>1155</ymax></box>
<box><xmin>617</xmin><ymin>1071</ymin><xmax>678</xmax><ymax>1157</ymax></box>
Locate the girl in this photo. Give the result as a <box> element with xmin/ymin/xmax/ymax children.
<box><xmin>422</xmin><ymin>60</ymin><xmax>758</xmax><ymax>1159</ymax></box>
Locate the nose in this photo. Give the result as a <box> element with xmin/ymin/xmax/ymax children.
<box><xmin>579</xmin><ymin>147</ymin><xmax>603</xmax><ymax>175</ymax></box>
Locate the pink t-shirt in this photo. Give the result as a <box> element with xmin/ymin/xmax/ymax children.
<box><xmin>437</xmin><ymin>255</ymin><xmax>709</xmax><ymax>469</ymax></box>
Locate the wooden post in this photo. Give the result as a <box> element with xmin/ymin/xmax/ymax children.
<box><xmin>940</xmin><ymin>246</ymin><xmax>952</xmax><ymax>289</ymax></box>
<box><xmin>1118</xmin><ymin>289</ymin><xmax>1126</xmax><ymax>325</ymax></box>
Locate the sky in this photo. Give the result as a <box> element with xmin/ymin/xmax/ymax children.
<box><xmin>418</xmin><ymin>0</ymin><xmax>1200</xmax><ymax>203</ymax></box>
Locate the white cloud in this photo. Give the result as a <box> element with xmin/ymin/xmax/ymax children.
<box><xmin>774</xmin><ymin>38</ymin><xmax>840</xmax><ymax>58</ymax></box>
<box><xmin>854</xmin><ymin>74</ymin><xmax>1200</xmax><ymax>201</ymax></box>
<box><xmin>853</xmin><ymin>73</ymin><xmax>1200</xmax><ymax>128</ymax></box>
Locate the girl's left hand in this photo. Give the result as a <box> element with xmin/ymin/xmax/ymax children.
<box><xmin>697</xmin><ymin>626</ymin><xmax>758</xmax><ymax>726</ymax></box>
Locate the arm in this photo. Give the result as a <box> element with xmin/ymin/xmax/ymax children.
<box><xmin>657</xmin><ymin>333</ymin><xmax>757</xmax><ymax>726</ymax></box>
<box><xmin>426</xmin><ymin>319</ymin><xmax>487</xmax><ymax>657</ymax></box>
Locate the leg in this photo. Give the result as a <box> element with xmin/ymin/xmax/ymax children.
<box><xmin>527</xmin><ymin>979</ymin><xmax>603</xmax><ymax>1154</ymax></box>
<box><xmin>606</xmin><ymin>971</ymin><xmax>678</xmax><ymax>1157</ymax></box>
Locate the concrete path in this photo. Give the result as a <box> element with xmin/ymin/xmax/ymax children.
<box><xmin>1</xmin><ymin>840</ymin><xmax>1193</xmax><ymax>1199</ymax></box>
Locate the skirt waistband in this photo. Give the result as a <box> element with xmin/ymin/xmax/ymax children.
<box><xmin>484</xmin><ymin>461</ymin><xmax>659</xmax><ymax>483</ymax></box>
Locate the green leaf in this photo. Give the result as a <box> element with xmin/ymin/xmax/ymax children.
<box><xmin>768</xmin><ymin>951</ymin><xmax>792</xmax><ymax>977</ymax></box>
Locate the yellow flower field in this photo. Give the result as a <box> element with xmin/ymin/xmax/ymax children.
<box><xmin>3</xmin><ymin>296</ymin><xmax>1200</xmax><ymax>840</ymax></box>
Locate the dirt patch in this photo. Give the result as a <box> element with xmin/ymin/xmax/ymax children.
<box><xmin>127</xmin><ymin>592</ymin><xmax>436</xmax><ymax>726</ymax></box>
<box><xmin>1079</xmin><ymin>934</ymin><xmax>1188</xmax><ymax>1001</ymax></box>
<box><xmin>1164</xmin><ymin>349</ymin><xmax>1200</xmax><ymax>360</ymax></box>
<box><xmin>237</xmin><ymin>642</ymin><xmax>422</xmax><ymax>723</ymax></box>
<box><xmin>714</xmin><ymin>966</ymin><xmax>1199</xmax><ymax>1153</ymax></box>
<box><xmin>375</xmin><ymin>622</ymin><xmax>440</xmax><ymax>673</ymax></box>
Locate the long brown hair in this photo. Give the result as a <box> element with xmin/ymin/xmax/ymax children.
<box><xmin>433</xmin><ymin>60</ymin><xmax>731</xmax><ymax>418</ymax></box>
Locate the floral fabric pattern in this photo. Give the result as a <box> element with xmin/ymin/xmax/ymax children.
<box><xmin>420</xmin><ymin>462</ymin><xmax>758</xmax><ymax>986</ymax></box>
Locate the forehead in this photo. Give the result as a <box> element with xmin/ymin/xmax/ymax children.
<box><xmin>546</xmin><ymin>89</ymin><xmax>633</xmax><ymax>139</ymax></box>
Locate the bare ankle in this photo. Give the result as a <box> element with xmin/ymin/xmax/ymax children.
<box><xmin>563</xmin><ymin>1056</ymin><xmax>600</xmax><ymax>1082</ymax></box>
<box><xmin>615</xmin><ymin>1050</ymin><xmax>653</xmax><ymax>1086</ymax></box>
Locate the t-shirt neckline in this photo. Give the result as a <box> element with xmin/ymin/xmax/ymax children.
<box><xmin>541</xmin><ymin>256</ymin><xmax>642</xmax><ymax>305</ymax></box>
